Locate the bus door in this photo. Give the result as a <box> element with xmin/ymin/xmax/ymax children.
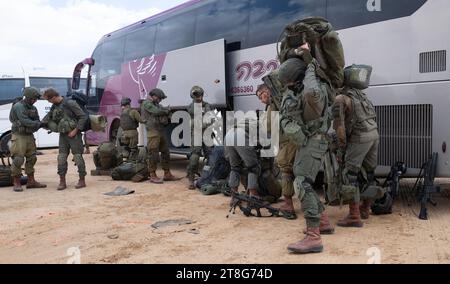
<box><xmin>145</xmin><ymin>39</ymin><xmax>227</xmax><ymax>153</ymax></box>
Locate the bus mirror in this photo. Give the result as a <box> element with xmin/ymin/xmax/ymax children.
<box><xmin>71</xmin><ymin>58</ymin><xmax>94</xmax><ymax>90</ymax></box>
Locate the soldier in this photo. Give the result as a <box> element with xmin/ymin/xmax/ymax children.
<box><xmin>279</xmin><ymin>44</ymin><xmax>334</xmax><ymax>254</ymax></box>
<box><xmin>9</xmin><ymin>87</ymin><xmax>47</xmax><ymax>192</ymax></box>
<box><xmin>42</xmin><ymin>88</ymin><xmax>88</xmax><ymax>190</ymax></box>
<box><xmin>120</xmin><ymin>97</ymin><xmax>145</xmax><ymax>161</ymax></box>
<box><xmin>256</xmin><ymin>79</ymin><xmax>298</xmax><ymax>219</ymax></box>
<box><xmin>225</xmin><ymin>119</ymin><xmax>262</xmax><ymax>203</ymax></box>
<box><xmin>141</xmin><ymin>88</ymin><xmax>178</xmax><ymax>184</ymax></box>
<box><xmin>186</xmin><ymin>86</ymin><xmax>213</xmax><ymax>189</ymax></box>
<box><xmin>332</xmin><ymin>73</ymin><xmax>380</xmax><ymax>224</ymax></box>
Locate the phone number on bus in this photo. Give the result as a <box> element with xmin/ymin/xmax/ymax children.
<box><xmin>229</xmin><ymin>85</ymin><xmax>254</xmax><ymax>95</ymax></box>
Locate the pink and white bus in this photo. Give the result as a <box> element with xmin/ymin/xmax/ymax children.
<box><xmin>72</xmin><ymin>0</ymin><xmax>450</xmax><ymax>176</ymax></box>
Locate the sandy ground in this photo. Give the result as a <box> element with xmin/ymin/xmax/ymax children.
<box><xmin>0</xmin><ymin>149</ymin><xmax>449</xmax><ymax>264</ymax></box>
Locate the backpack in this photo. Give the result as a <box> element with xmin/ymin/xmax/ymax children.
<box><xmin>93</xmin><ymin>142</ymin><xmax>122</xmax><ymax>170</ymax></box>
<box><xmin>111</xmin><ymin>162</ymin><xmax>148</xmax><ymax>182</ymax></box>
<box><xmin>195</xmin><ymin>147</ymin><xmax>231</xmax><ymax>189</ymax></box>
<box><xmin>67</xmin><ymin>92</ymin><xmax>107</xmax><ymax>132</ymax></box>
<box><xmin>279</xmin><ymin>17</ymin><xmax>345</xmax><ymax>89</ymax></box>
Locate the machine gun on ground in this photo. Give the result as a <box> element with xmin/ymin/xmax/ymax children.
<box><xmin>227</xmin><ymin>190</ymin><xmax>282</xmax><ymax>218</ymax></box>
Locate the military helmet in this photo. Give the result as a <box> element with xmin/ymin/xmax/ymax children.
<box><xmin>23</xmin><ymin>87</ymin><xmax>41</xmax><ymax>100</ymax></box>
<box><xmin>121</xmin><ymin>97</ymin><xmax>131</xmax><ymax>106</ymax></box>
<box><xmin>148</xmin><ymin>88</ymin><xmax>167</xmax><ymax>100</ymax></box>
<box><xmin>190</xmin><ymin>86</ymin><xmax>204</xmax><ymax>98</ymax></box>
<box><xmin>278</xmin><ymin>58</ymin><xmax>308</xmax><ymax>86</ymax></box>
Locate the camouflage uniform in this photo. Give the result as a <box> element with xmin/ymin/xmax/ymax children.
<box><xmin>224</xmin><ymin>121</ymin><xmax>261</xmax><ymax>198</ymax></box>
<box><xmin>280</xmin><ymin>57</ymin><xmax>334</xmax><ymax>253</ymax></box>
<box><xmin>141</xmin><ymin>88</ymin><xmax>176</xmax><ymax>183</ymax></box>
<box><xmin>9</xmin><ymin>87</ymin><xmax>46</xmax><ymax>191</ymax></box>
<box><xmin>186</xmin><ymin>86</ymin><xmax>213</xmax><ymax>188</ymax></box>
<box><xmin>42</xmin><ymin>94</ymin><xmax>88</xmax><ymax>189</ymax></box>
<box><xmin>261</xmin><ymin>74</ymin><xmax>298</xmax><ymax>218</ymax></box>
<box><xmin>333</xmin><ymin>87</ymin><xmax>379</xmax><ymax>222</ymax></box>
<box><xmin>120</xmin><ymin>99</ymin><xmax>145</xmax><ymax>161</ymax></box>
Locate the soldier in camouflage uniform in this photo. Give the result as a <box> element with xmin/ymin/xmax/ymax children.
<box><xmin>141</xmin><ymin>88</ymin><xmax>178</xmax><ymax>184</ymax></box>
<box><xmin>279</xmin><ymin>44</ymin><xmax>334</xmax><ymax>254</ymax></box>
<box><xmin>224</xmin><ymin>119</ymin><xmax>262</xmax><ymax>202</ymax></box>
<box><xmin>9</xmin><ymin>87</ymin><xmax>47</xmax><ymax>192</ymax></box>
<box><xmin>120</xmin><ymin>97</ymin><xmax>145</xmax><ymax>161</ymax></box>
<box><xmin>186</xmin><ymin>86</ymin><xmax>213</xmax><ymax>189</ymax></box>
<box><xmin>42</xmin><ymin>88</ymin><xmax>88</xmax><ymax>190</ymax></box>
<box><xmin>332</xmin><ymin>84</ymin><xmax>380</xmax><ymax>224</ymax></box>
<box><xmin>256</xmin><ymin>75</ymin><xmax>298</xmax><ymax>219</ymax></box>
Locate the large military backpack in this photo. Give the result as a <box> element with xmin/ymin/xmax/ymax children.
<box><xmin>278</xmin><ymin>17</ymin><xmax>345</xmax><ymax>89</ymax></box>
<box><xmin>93</xmin><ymin>142</ymin><xmax>122</xmax><ymax>170</ymax></box>
<box><xmin>67</xmin><ymin>92</ymin><xmax>107</xmax><ymax>132</ymax></box>
<box><xmin>111</xmin><ymin>161</ymin><xmax>148</xmax><ymax>182</ymax></box>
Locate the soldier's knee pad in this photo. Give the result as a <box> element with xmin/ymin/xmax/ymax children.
<box><xmin>12</xmin><ymin>155</ymin><xmax>25</xmax><ymax>167</ymax></box>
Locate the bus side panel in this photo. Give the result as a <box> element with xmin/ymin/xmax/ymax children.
<box><xmin>227</xmin><ymin>43</ymin><xmax>279</xmax><ymax>102</ymax></box>
<box><xmin>368</xmin><ymin>81</ymin><xmax>450</xmax><ymax>177</ymax></box>
<box><xmin>155</xmin><ymin>39</ymin><xmax>227</xmax><ymax>108</ymax></box>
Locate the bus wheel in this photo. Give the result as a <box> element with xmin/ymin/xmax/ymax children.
<box><xmin>109</xmin><ymin>120</ymin><xmax>121</xmax><ymax>144</ymax></box>
<box><xmin>0</xmin><ymin>132</ymin><xmax>11</xmax><ymax>155</ymax></box>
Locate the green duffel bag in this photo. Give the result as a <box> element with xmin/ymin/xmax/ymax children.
<box><xmin>111</xmin><ymin>162</ymin><xmax>148</xmax><ymax>182</ymax></box>
<box><xmin>93</xmin><ymin>142</ymin><xmax>122</xmax><ymax>170</ymax></box>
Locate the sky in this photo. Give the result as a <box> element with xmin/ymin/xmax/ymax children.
<box><xmin>0</xmin><ymin>0</ymin><xmax>186</xmax><ymax>77</ymax></box>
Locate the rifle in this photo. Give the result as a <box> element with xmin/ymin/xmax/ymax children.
<box><xmin>416</xmin><ymin>153</ymin><xmax>440</xmax><ymax>220</ymax></box>
<box><xmin>227</xmin><ymin>190</ymin><xmax>282</xmax><ymax>218</ymax></box>
<box><xmin>262</xmin><ymin>72</ymin><xmax>285</xmax><ymax>111</ymax></box>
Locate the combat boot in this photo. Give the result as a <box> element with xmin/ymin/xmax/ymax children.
<box><xmin>279</xmin><ymin>195</ymin><xmax>297</xmax><ymax>220</ymax></box>
<box><xmin>360</xmin><ymin>200</ymin><xmax>372</xmax><ymax>220</ymax></box>
<box><xmin>26</xmin><ymin>174</ymin><xmax>47</xmax><ymax>189</ymax></box>
<box><xmin>149</xmin><ymin>172</ymin><xmax>164</xmax><ymax>184</ymax></box>
<box><xmin>303</xmin><ymin>212</ymin><xmax>335</xmax><ymax>234</ymax></box>
<box><xmin>163</xmin><ymin>170</ymin><xmax>178</xmax><ymax>181</ymax></box>
<box><xmin>337</xmin><ymin>202</ymin><xmax>364</xmax><ymax>228</ymax></box>
<box><xmin>287</xmin><ymin>227</ymin><xmax>323</xmax><ymax>254</ymax></box>
<box><xmin>187</xmin><ymin>175</ymin><xmax>195</xmax><ymax>190</ymax></box>
<box><xmin>13</xmin><ymin>176</ymin><xmax>23</xmax><ymax>192</ymax></box>
<box><xmin>57</xmin><ymin>176</ymin><xmax>67</xmax><ymax>191</ymax></box>
<box><xmin>75</xmin><ymin>176</ymin><xmax>86</xmax><ymax>189</ymax></box>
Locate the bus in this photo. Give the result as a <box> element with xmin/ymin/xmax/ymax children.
<box><xmin>71</xmin><ymin>0</ymin><xmax>450</xmax><ymax>177</ymax></box>
<box><xmin>0</xmin><ymin>76</ymin><xmax>87</xmax><ymax>152</ymax></box>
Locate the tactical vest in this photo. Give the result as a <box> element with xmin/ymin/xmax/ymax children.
<box><xmin>283</xmin><ymin>84</ymin><xmax>331</xmax><ymax>141</ymax></box>
<box><xmin>141</xmin><ymin>101</ymin><xmax>168</xmax><ymax>132</ymax></box>
<box><xmin>49</xmin><ymin>100</ymin><xmax>78</xmax><ymax>134</ymax></box>
<box><xmin>344</xmin><ymin>88</ymin><xmax>378</xmax><ymax>137</ymax></box>
<box><xmin>10</xmin><ymin>101</ymin><xmax>40</xmax><ymax>135</ymax></box>
<box><xmin>120</xmin><ymin>108</ymin><xmax>139</xmax><ymax>131</ymax></box>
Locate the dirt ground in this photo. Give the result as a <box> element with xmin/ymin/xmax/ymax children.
<box><xmin>0</xmin><ymin>149</ymin><xmax>449</xmax><ymax>264</ymax></box>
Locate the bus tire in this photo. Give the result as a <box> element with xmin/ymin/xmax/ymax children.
<box><xmin>109</xmin><ymin>119</ymin><xmax>121</xmax><ymax>145</ymax></box>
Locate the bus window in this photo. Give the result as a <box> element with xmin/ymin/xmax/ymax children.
<box><xmin>154</xmin><ymin>10</ymin><xmax>196</xmax><ymax>54</ymax></box>
<box><xmin>124</xmin><ymin>25</ymin><xmax>156</xmax><ymax>61</ymax></box>
<box><xmin>0</xmin><ymin>79</ymin><xmax>25</xmax><ymax>104</ymax></box>
<box><xmin>195</xmin><ymin>0</ymin><xmax>250</xmax><ymax>50</ymax></box>
<box><xmin>30</xmin><ymin>77</ymin><xmax>70</xmax><ymax>97</ymax></box>
<box><xmin>327</xmin><ymin>0</ymin><xmax>427</xmax><ymax>30</ymax></box>
<box><xmin>98</xmin><ymin>37</ymin><xmax>125</xmax><ymax>79</ymax></box>
<box><xmin>248</xmin><ymin>0</ymin><xmax>326</xmax><ymax>48</ymax></box>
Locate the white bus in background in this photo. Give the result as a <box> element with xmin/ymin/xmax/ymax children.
<box><xmin>71</xmin><ymin>0</ymin><xmax>450</xmax><ymax>176</ymax></box>
<box><xmin>0</xmin><ymin>75</ymin><xmax>87</xmax><ymax>153</ymax></box>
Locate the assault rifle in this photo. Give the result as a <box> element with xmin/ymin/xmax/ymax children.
<box><xmin>227</xmin><ymin>190</ymin><xmax>282</xmax><ymax>218</ymax></box>
<box><xmin>416</xmin><ymin>153</ymin><xmax>440</xmax><ymax>220</ymax></box>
